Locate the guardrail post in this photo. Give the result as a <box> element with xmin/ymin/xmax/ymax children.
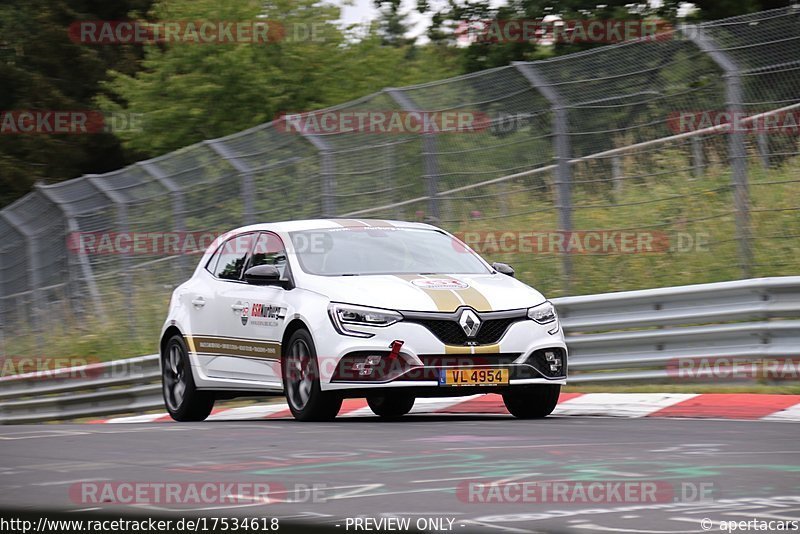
<box><xmin>385</xmin><ymin>88</ymin><xmax>441</xmax><ymax>221</ymax></box>
<box><xmin>303</xmin><ymin>134</ymin><xmax>337</xmax><ymax>217</ymax></box>
<box><xmin>206</xmin><ymin>139</ymin><xmax>255</xmax><ymax>225</ymax></box>
<box><xmin>687</xmin><ymin>26</ymin><xmax>752</xmax><ymax>277</ymax></box>
<box><xmin>513</xmin><ymin>62</ymin><xmax>574</xmax><ymax>291</ymax></box>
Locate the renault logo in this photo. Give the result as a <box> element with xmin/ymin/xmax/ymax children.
<box><xmin>459</xmin><ymin>309</ymin><xmax>481</xmax><ymax>338</ymax></box>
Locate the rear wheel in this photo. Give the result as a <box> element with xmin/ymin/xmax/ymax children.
<box><xmin>367</xmin><ymin>393</ymin><xmax>415</xmax><ymax>419</ymax></box>
<box><xmin>503</xmin><ymin>384</ymin><xmax>561</xmax><ymax>419</ymax></box>
<box><xmin>282</xmin><ymin>329</ymin><xmax>342</xmax><ymax>421</ymax></box>
<box><xmin>162</xmin><ymin>334</ymin><xmax>215</xmax><ymax>422</ymax></box>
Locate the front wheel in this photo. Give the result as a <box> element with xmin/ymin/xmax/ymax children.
<box><xmin>282</xmin><ymin>329</ymin><xmax>342</xmax><ymax>421</ymax></box>
<box><xmin>162</xmin><ymin>334</ymin><xmax>215</xmax><ymax>422</ymax></box>
<box><xmin>367</xmin><ymin>394</ymin><xmax>415</xmax><ymax>419</ymax></box>
<box><xmin>502</xmin><ymin>384</ymin><xmax>561</xmax><ymax>419</ymax></box>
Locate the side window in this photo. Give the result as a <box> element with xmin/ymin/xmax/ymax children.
<box><xmin>251</xmin><ymin>232</ymin><xmax>288</xmax><ymax>279</ymax></box>
<box><xmin>204</xmin><ymin>243</ymin><xmax>223</xmax><ymax>274</ymax></box>
<box><xmin>212</xmin><ymin>234</ymin><xmax>254</xmax><ymax>281</ymax></box>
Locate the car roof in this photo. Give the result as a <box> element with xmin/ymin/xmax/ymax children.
<box><xmin>226</xmin><ymin>218</ymin><xmax>440</xmax><ymax>235</ymax></box>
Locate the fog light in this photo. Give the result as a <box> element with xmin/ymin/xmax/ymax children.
<box><xmin>351</xmin><ymin>362</ymin><xmax>373</xmax><ymax>376</ymax></box>
<box><xmin>545</xmin><ymin>350</ymin><xmax>562</xmax><ymax>372</ymax></box>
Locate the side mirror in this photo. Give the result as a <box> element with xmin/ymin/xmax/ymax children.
<box><xmin>492</xmin><ymin>262</ymin><xmax>515</xmax><ymax>277</ymax></box>
<box><xmin>244</xmin><ymin>265</ymin><xmax>282</xmax><ymax>286</ymax></box>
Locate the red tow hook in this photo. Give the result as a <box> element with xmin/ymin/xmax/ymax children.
<box><xmin>388</xmin><ymin>340</ymin><xmax>404</xmax><ymax>360</ymax></box>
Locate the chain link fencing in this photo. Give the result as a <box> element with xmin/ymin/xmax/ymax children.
<box><xmin>1</xmin><ymin>7</ymin><xmax>798</xmax><ymax>355</ymax></box>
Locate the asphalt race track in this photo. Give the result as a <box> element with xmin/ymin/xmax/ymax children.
<box><xmin>0</xmin><ymin>415</ymin><xmax>798</xmax><ymax>533</ymax></box>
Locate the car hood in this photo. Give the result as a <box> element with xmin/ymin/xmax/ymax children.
<box><xmin>299</xmin><ymin>273</ymin><xmax>545</xmax><ymax>313</ymax></box>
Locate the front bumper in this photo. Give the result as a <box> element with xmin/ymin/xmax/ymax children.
<box><xmin>317</xmin><ymin>308</ymin><xmax>568</xmax><ymax>392</ymax></box>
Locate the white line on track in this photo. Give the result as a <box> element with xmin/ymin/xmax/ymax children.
<box><xmin>32</xmin><ymin>477</ymin><xmax>111</xmax><ymax>486</ymax></box>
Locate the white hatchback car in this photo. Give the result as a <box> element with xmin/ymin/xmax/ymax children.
<box><xmin>160</xmin><ymin>219</ymin><xmax>567</xmax><ymax>421</ymax></box>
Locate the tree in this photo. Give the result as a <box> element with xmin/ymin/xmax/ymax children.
<box><xmin>0</xmin><ymin>0</ymin><xmax>153</xmax><ymax>207</ymax></box>
<box><xmin>100</xmin><ymin>0</ymin><xmax>460</xmax><ymax>156</ymax></box>
<box><xmin>374</xmin><ymin>0</ymin><xmax>415</xmax><ymax>47</ymax></box>
<box><xmin>420</xmin><ymin>0</ymin><xmax>679</xmax><ymax>72</ymax></box>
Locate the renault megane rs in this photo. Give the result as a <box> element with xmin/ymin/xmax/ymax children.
<box><xmin>160</xmin><ymin>219</ymin><xmax>567</xmax><ymax>421</ymax></box>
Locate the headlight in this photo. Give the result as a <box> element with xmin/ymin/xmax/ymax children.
<box><xmin>328</xmin><ymin>303</ymin><xmax>403</xmax><ymax>338</ymax></box>
<box><xmin>527</xmin><ymin>301</ymin><xmax>557</xmax><ymax>324</ymax></box>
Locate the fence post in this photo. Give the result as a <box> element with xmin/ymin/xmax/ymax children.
<box><xmin>139</xmin><ymin>162</ymin><xmax>189</xmax><ymax>277</ymax></box>
<box><xmin>0</xmin><ymin>237</ymin><xmax>4</xmax><ymax>353</ymax></box>
<box><xmin>0</xmin><ymin>212</ymin><xmax>22</xmax><ymax>351</ymax></box>
<box><xmin>87</xmin><ymin>176</ymin><xmax>134</xmax><ymax>338</ymax></box>
<box><xmin>691</xmin><ymin>136</ymin><xmax>704</xmax><ymax>178</ymax></box>
<box><xmin>0</xmin><ymin>208</ymin><xmax>44</xmax><ymax>350</ymax></box>
<box><xmin>757</xmin><ymin>132</ymin><xmax>769</xmax><ymax>169</ymax></box>
<box><xmin>513</xmin><ymin>62</ymin><xmax>574</xmax><ymax>291</ymax></box>
<box><xmin>385</xmin><ymin>88</ymin><xmax>441</xmax><ymax>221</ymax></box>
<box><xmin>688</xmin><ymin>27</ymin><xmax>752</xmax><ymax>277</ymax></box>
<box><xmin>34</xmin><ymin>183</ymin><xmax>104</xmax><ymax>317</ymax></box>
<box><xmin>206</xmin><ymin>140</ymin><xmax>255</xmax><ymax>225</ymax></box>
<box><xmin>302</xmin><ymin>134</ymin><xmax>336</xmax><ymax>217</ymax></box>
<box><xmin>612</xmin><ymin>156</ymin><xmax>623</xmax><ymax>196</ymax></box>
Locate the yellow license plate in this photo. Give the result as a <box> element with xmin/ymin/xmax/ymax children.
<box><xmin>441</xmin><ymin>368</ymin><xmax>509</xmax><ymax>386</ymax></box>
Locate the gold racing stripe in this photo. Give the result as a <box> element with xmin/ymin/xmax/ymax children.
<box><xmin>185</xmin><ymin>335</ymin><xmax>198</xmax><ymax>355</ymax></box>
<box><xmin>357</xmin><ymin>219</ymin><xmax>395</xmax><ymax>227</ymax></box>
<box><xmin>331</xmin><ymin>218</ymin><xmax>395</xmax><ymax>228</ymax></box>
<box><xmin>417</xmin><ymin>274</ymin><xmax>493</xmax><ymax>313</ymax></box>
<box><xmin>444</xmin><ymin>344</ymin><xmax>500</xmax><ymax>355</ymax></box>
<box><xmin>444</xmin><ymin>345</ymin><xmax>472</xmax><ymax>355</ymax></box>
<box><xmin>331</xmin><ymin>219</ymin><xmax>370</xmax><ymax>227</ymax></box>
<box><xmin>187</xmin><ymin>335</ymin><xmax>281</xmax><ymax>361</ymax></box>
<box><xmin>395</xmin><ymin>275</ymin><xmax>461</xmax><ymax>312</ymax></box>
<box><xmin>454</xmin><ymin>286</ymin><xmax>492</xmax><ymax>312</ymax></box>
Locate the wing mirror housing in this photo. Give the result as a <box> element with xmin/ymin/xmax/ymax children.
<box><xmin>244</xmin><ymin>265</ymin><xmax>282</xmax><ymax>286</ymax></box>
<box><xmin>492</xmin><ymin>262</ymin><xmax>515</xmax><ymax>277</ymax></box>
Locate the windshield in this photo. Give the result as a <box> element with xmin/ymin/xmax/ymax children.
<box><xmin>289</xmin><ymin>227</ymin><xmax>491</xmax><ymax>276</ymax></box>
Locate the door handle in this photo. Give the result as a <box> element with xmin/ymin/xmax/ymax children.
<box><xmin>191</xmin><ymin>297</ymin><xmax>206</xmax><ymax>307</ymax></box>
<box><xmin>231</xmin><ymin>304</ymin><xmax>245</xmax><ymax>311</ymax></box>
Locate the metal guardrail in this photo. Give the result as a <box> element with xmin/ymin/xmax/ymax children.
<box><xmin>1</xmin><ymin>276</ymin><xmax>798</xmax><ymax>423</ymax></box>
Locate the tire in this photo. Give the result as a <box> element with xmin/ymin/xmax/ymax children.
<box><xmin>162</xmin><ymin>334</ymin><xmax>215</xmax><ymax>422</ymax></box>
<box><xmin>502</xmin><ymin>384</ymin><xmax>561</xmax><ymax>419</ymax></box>
<box><xmin>367</xmin><ymin>393</ymin><xmax>415</xmax><ymax>419</ymax></box>
<box><xmin>282</xmin><ymin>329</ymin><xmax>342</xmax><ymax>421</ymax></box>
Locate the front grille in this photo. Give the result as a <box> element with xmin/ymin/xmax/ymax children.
<box><xmin>417</xmin><ymin>354</ymin><xmax>521</xmax><ymax>367</ymax></box>
<box><xmin>408</xmin><ymin>316</ymin><xmax>520</xmax><ymax>345</ymax></box>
